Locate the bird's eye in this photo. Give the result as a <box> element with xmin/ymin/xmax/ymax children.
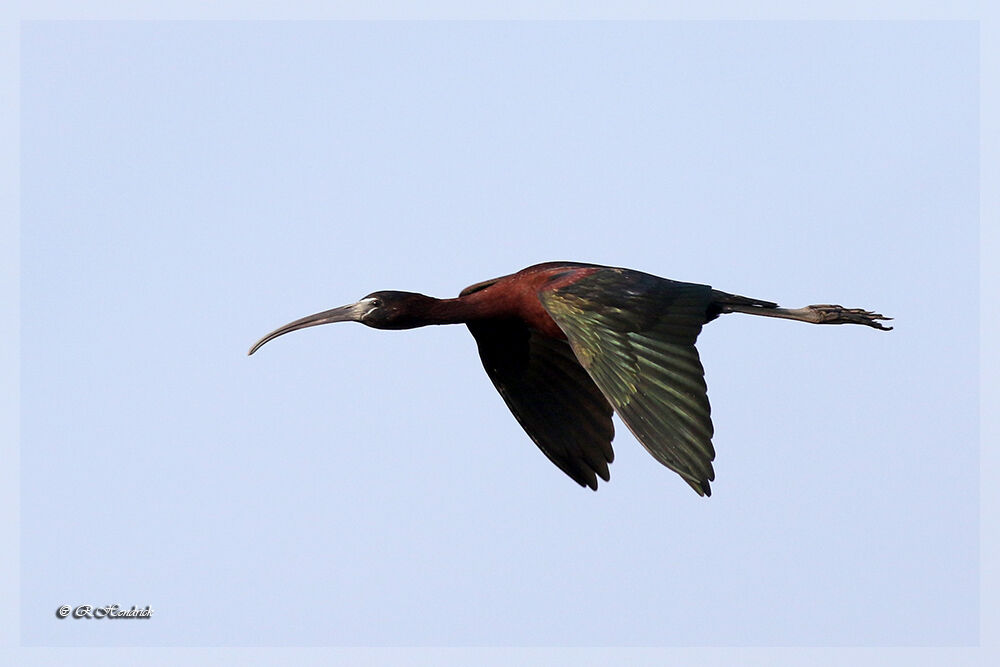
<box><xmin>370</xmin><ymin>299</ymin><xmax>381</xmax><ymax>308</ymax></box>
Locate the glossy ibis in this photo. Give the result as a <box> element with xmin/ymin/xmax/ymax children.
<box><xmin>249</xmin><ymin>262</ymin><xmax>891</xmax><ymax>495</ymax></box>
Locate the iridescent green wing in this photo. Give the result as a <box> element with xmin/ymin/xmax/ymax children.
<box><xmin>539</xmin><ymin>268</ymin><xmax>716</xmax><ymax>495</ymax></box>
<box><xmin>467</xmin><ymin>319</ymin><xmax>615</xmax><ymax>490</ymax></box>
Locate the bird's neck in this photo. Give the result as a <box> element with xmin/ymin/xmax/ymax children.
<box><xmin>420</xmin><ymin>288</ymin><xmax>567</xmax><ymax>339</ymax></box>
<box><xmin>419</xmin><ymin>290</ymin><xmax>515</xmax><ymax>325</ymax></box>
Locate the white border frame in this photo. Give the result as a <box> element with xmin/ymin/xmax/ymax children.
<box><xmin>2</xmin><ymin>3</ymin><xmax>994</xmax><ymax>665</ymax></box>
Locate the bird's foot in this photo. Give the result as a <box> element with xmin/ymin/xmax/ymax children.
<box><xmin>805</xmin><ymin>304</ymin><xmax>893</xmax><ymax>330</ymax></box>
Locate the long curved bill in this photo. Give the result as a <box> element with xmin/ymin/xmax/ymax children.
<box><xmin>248</xmin><ymin>303</ymin><xmax>362</xmax><ymax>356</ymax></box>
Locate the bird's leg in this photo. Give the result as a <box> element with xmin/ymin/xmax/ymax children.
<box><xmin>719</xmin><ymin>301</ymin><xmax>893</xmax><ymax>330</ymax></box>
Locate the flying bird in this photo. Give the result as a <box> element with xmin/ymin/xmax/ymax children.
<box><xmin>249</xmin><ymin>262</ymin><xmax>891</xmax><ymax>494</ymax></box>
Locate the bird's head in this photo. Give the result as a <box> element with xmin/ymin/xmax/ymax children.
<box><xmin>248</xmin><ymin>291</ymin><xmax>435</xmax><ymax>355</ymax></box>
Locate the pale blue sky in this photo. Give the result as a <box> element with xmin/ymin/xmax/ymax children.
<box><xmin>7</xmin><ymin>14</ymin><xmax>988</xmax><ymax>663</ymax></box>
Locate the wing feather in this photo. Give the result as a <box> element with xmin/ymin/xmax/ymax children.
<box><xmin>539</xmin><ymin>268</ymin><xmax>718</xmax><ymax>495</ymax></box>
<box><xmin>467</xmin><ymin>320</ymin><xmax>615</xmax><ymax>490</ymax></box>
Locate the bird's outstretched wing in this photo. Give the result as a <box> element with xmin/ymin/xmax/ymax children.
<box><xmin>467</xmin><ymin>319</ymin><xmax>616</xmax><ymax>490</ymax></box>
<box><xmin>539</xmin><ymin>268</ymin><xmax>717</xmax><ymax>495</ymax></box>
